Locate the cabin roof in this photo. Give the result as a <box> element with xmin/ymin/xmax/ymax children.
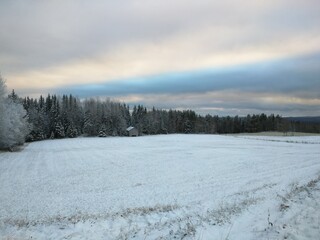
<box><xmin>126</xmin><ymin>126</ymin><xmax>135</xmax><ymax>131</ymax></box>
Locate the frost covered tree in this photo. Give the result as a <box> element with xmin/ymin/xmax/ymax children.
<box><xmin>98</xmin><ymin>124</ymin><xmax>107</xmax><ymax>137</ymax></box>
<box><xmin>0</xmin><ymin>76</ymin><xmax>30</xmax><ymax>150</ymax></box>
<box><xmin>83</xmin><ymin>110</ymin><xmax>96</xmax><ymax>136</ymax></box>
<box><xmin>55</xmin><ymin>121</ymin><xmax>65</xmax><ymax>138</ymax></box>
<box><xmin>66</xmin><ymin>124</ymin><xmax>78</xmax><ymax>138</ymax></box>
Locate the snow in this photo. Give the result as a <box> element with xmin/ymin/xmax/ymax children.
<box><xmin>0</xmin><ymin>134</ymin><xmax>319</xmax><ymax>239</ymax></box>
<box><xmin>126</xmin><ymin>126</ymin><xmax>135</xmax><ymax>131</ymax></box>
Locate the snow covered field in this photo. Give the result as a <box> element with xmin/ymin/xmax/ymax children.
<box><xmin>0</xmin><ymin>134</ymin><xmax>320</xmax><ymax>239</ymax></box>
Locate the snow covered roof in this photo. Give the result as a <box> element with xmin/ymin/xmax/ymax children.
<box><xmin>126</xmin><ymin>126</ymin><xmax>135</xmax><ymax>131</ymax></box>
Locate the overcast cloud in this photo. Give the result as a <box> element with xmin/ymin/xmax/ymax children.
<box><xmin>0</xmin><ymin>0</ymin><xmax>319</xmax><ymax>116</ymax></box>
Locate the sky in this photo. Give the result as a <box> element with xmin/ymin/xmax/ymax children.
<box><xmin>0</xmin><ymin>0</ymin><xmax>319</xmax><ymax>116</ymax></box>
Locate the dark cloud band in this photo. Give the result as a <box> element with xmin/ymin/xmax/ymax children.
<box><xmin>54</xmin><ymin>53</ymin><xmax>320</xmax><ymax>99</ymax></box>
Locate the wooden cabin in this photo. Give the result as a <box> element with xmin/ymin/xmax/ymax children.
<box><xmin>126</xmin><ymin>126</ymin><xmax>138</xmax><ymax>137</ymax></box>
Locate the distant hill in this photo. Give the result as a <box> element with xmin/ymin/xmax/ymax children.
<box><xmin>286</xmin><ymin>116</ymin><xmax>320</xmax><ymax>123</ymax></box>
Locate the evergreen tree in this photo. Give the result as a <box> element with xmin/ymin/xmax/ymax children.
<box><xmin>66</xmin><ymin>123</ymin><xmax>78</xmax><ymax>138</ymax></box>
<box><xmin>98</xmin><ymin>124</ymin><xmax>107</xmax><ymax>137</ymax></box>
<box><xmin>55</xmin><ymin>121</ymin><xmax>65</xmax><ymax>138</ymax></box>
<box><xmin>83</xmin><ymin>110</ymin><xmax>95</xmax><ymax>136</ymax></box>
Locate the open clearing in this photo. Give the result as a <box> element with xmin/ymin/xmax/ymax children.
<box><xmin>0</xmin><ymin>134</ymin><xmax>320</xmax><ymax>239</ymax></box>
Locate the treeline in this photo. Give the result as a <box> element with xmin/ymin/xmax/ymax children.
<box><xmin>20</xmin><ymin>93</ymin><xmax>320</xmax><ymax>142</ymax></box>
<box><xmin>1</xmin><ymin>75</ymin><xmax>319</xmax><ymax>150</ymax></box>
<box><xmin>23</xmin><ymin>94</ymin><xmax>130</xmax><ymax>141</ymax></box>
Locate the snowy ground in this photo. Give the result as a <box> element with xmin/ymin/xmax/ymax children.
<box><xmin>0</xmin><ymin>134</ymin><xmax>319</xmax><ymax>239</ymax></box>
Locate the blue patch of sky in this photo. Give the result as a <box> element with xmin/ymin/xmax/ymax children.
<box><xmin>55</xmin><ymin>52</ymin><xmax>320</xmax><ymax>98</ymax></box>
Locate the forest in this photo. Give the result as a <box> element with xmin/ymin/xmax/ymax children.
<box><xmin>0</xmin><ymin>77</ymin><xmax>319</xmax><ymax>150</ymax></box>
